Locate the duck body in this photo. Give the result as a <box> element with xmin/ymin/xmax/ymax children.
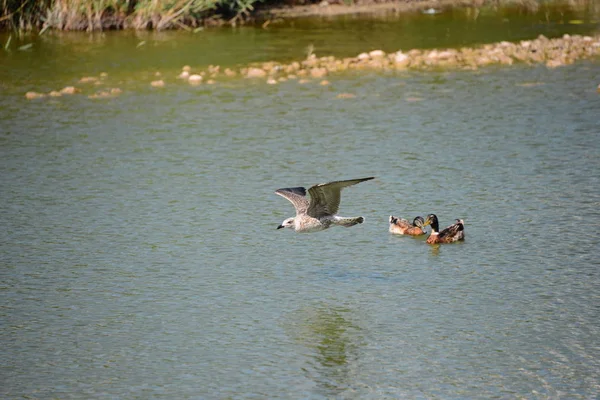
<box><xmin>389</xmin><ymin>215</ymin><xmax>426</xmax><ymax>236</ymax></box>
<box><xmin>424</xmin><ymin>214</ymin><xmax>464</xmax><ymax>244</ymax></box>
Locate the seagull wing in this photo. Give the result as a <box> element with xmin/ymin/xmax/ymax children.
<box><xmin>307</xmin><ymin>177</ymin><xmax>374</xmax><ymax>218</ymax></box>
<box><xmin>275</xmin><ymin>187</ymin><xmax>310</xmax><ymax>215</ymax></box>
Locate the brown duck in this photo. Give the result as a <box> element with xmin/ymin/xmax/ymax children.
<box><xmin>423</xmin><ymin>214</ymin><xmax>465</xmax><ymax>244</ymax></box>
<box><xmin>388</xmin><ymin>215</ymin><xmax>426</xmax><ymax>236</ymax></box>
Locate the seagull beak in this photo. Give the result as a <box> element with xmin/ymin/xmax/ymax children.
<box><xmin>277</xmin><ymin>224</ymin><xmax>284</xmax><ymax>230</ymax></box>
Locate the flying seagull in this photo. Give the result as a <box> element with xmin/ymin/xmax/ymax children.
<box><xmin>275</xmin><ymin>177</ymin><xmax>375</xmax><ymax>233</ymax></box>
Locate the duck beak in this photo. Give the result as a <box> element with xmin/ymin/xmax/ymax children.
<box><xmin>423</xmin><ymin>217</ymin><xmax>432</xmax><ymax>226</ymax></box>
<box><xmin>277</xmin><ymin>224</ymin><xmax>284</xmax><ymax>229</ymax></box>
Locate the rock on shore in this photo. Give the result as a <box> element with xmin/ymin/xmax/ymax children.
<box><xmin>238</xmin><ymin>34</ymin><xmax>600</xmax><ymax>78</ymax></box>
<box><xmin>25</xmin><ymin>34</ymin><xmax>600</xmax><ymax>99</ymax></box>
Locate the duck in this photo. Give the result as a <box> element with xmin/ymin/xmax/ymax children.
<box><xmin>423</xmin><ymin>214</ymin><xmax>464</xmax><ymax>244</ymax></box>
<box><xmin>388</xmin><ymin>215</ymin><xmax>426</xmax><ymax>236</ymax></box>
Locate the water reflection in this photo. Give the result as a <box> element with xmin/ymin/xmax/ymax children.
<box><xmin>287</xmin><ymin>303</ymin><xmax>364</xmax><ymax>397</ymax></box>
<box><xmin>428</xmin><ymin>244</ymin><xmax>441</xmax><ymax>257</ymax></box>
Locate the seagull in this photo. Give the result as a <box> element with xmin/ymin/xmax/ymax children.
<box><xmin>275</xmin><ymin>177</ymin><xmax>375</xmax><ymax>233</ymax></box>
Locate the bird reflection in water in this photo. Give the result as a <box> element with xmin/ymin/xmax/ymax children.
<box><xmin>287</xmin><ymin>304</ymin><xmax>365</xmax><ymax>397</ymax></box>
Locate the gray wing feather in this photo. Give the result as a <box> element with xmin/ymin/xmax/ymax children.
<box><xmin>307</xmin><ymin>177</ymin><xmax>374</xmax><ymax>218</ymax></box>
<box><xmin>275</xmin><ymin>187</ymin><xmax>310</xmax><ymax>215</ymax></box>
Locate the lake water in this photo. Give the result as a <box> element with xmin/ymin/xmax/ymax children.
<box><xmin>1</xmin><ymin>4</ymin><xmax>600</xmax><ymax>399</ymax></box>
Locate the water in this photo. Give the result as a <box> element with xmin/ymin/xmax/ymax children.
<box><xmin>1</xmin><ymin>5</ymin><xmax>600</xmax><ymax>399</ymax></box>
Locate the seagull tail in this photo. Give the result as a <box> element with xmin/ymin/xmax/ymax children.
<box><xmin>335</xmin><ymin>216</ymin><xmax>365</xmax><ymax>227</ymax></box>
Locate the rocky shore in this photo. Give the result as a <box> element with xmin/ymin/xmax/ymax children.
<box><xmin>25</xmin><ymin>33</ymin><xmax>600</xmax><ymax>100</ymax></box>
<box><xmin>237</xmin><ymin>33</ymin><xmax>600</xmax><ymax>77</ymax></box>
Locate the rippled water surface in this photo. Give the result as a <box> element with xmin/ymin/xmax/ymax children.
<box><xmin>1</xmin><ymin>5</ymin><xmax>600</xmax><ymax>399</ymax></box>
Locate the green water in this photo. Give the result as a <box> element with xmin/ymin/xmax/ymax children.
<box><xmin>1</xmin><ymin>4</ymin><xmax>600</xmax><ymax>399</ymax></box>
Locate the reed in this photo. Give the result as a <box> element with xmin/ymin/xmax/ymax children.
<box><xmin>2</xmin><ymin>0</ymin><xmax>51</xmax><ymax>31</ymax></box>
<box><xmin>129</xmin><ymin>0</ymin><xmax>219</xmax><ymax>30</ymax></box>
<box><xmin>42</xmin><ymin>0</ymin><xmax>128</xmax><ymax>31</ymax></box>
<box><xmin>1</xmin><ymin>0</ymin><xmax>259</xmax><ymax>30</ymax></box>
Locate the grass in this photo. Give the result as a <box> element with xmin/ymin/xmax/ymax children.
<box><xmin>1</xmin><ymin>0</ymin><xmax>262</xmax><ymax>31</ymax></box>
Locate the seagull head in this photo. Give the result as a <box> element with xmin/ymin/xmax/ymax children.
<box><xmin>277</xmin><ymin>217</ymin><xmax>295</xmax><ymax>230</ymax></box>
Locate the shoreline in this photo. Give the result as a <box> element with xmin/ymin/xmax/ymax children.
<box><xmin>2</xmin><ymin>0</ymin><xmax>484</xmax><ymax>31</ymax></box>
<box><xmin>2</xmin><ymin>0</ymin><xmax>596</xmax><ymax>31</ymax></box>
<box><xmin>24</xmin><ymin>33</ymin><xmax>600</xmax><ymax>100</ymax></box>
<box><xmin>255</xmin><ymin>0</ymin><xmax>484</xmax><ymax>21</ymax></box>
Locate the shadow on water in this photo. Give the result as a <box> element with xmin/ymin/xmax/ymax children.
<box><xmin>285</xmin><ymin>303</ymin><xmax>365</xmax><ymax>397</ymax></box>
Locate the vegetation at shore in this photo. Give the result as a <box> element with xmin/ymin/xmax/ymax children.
<box><xmin>1</xmin><ymin>0</ymin><xmax>261</xmax><ymax>31</ymax></box>
<box><xmin>2</xmin><ymin>0</ymin><xmax>597</xmax><ymax>32</ymax></box>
